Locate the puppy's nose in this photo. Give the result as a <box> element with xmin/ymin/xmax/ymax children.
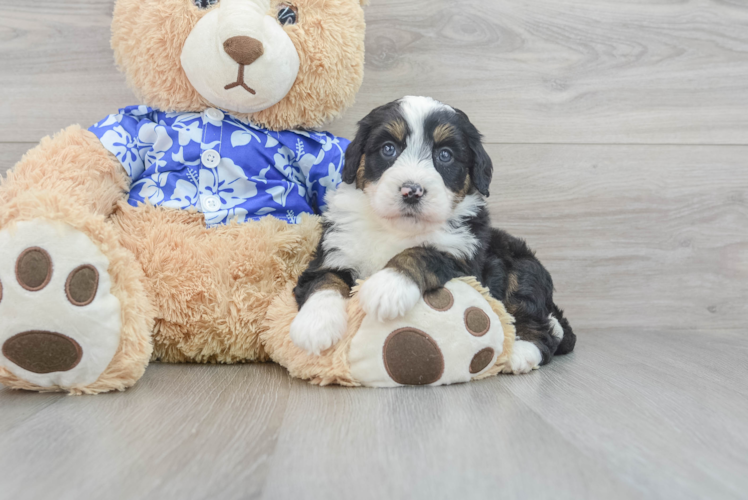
<box><xmin>401</xmin><ymin>183</ymin><xmax>425</xmax><ymax>205</ymax></box>
<box><xmin>223</xmin><ymin>36</ymin><xmax>264</xmax><ymax>66</ymax></box>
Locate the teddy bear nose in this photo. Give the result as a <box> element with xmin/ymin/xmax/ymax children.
<box><xmin>223</xmin><ymin>36</ymin><xmax>265</xmax><ymax>66</ymax></box>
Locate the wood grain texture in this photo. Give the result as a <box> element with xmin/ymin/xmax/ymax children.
<box><xmin>260</xmin><ymin>373</ymin><xmax>639</xmax><ymax>500</ymax></box>
<box><xmin>0</xmin><ymin>363</ymin><xmax>292</xmax><ymax>500</ymax></box>
<box><xmin>0</xmin><ymin>1</ymin><xmax>133</xmax><ymax>143</ymax></box>
<box><xmin>509</xmin><ymin>328</ymin><xmax>748</xmax><ymax>500</ymax></box>
<box><xmin>2</xmin><ymin>1</ymin><xmax>748</xmax><ymax>144</ymax></box>
<box><xmin>0</xmin><ymin>143</ymin><xmax>33</xmax><ymax>177</ymax></box>
<box><xmin>483</xmin><ymin>144</ymin><xmax>748</xmax><ymax>332</ymax></box>
<box><xmin>2</xmin><ymin>329</ymin><xmax>747</xmax><ymax>500</ymax></box>
<box><xmin>331</xmin><ymin>0</ymin><xmax>748</xmax><ymax>144</ymax></box>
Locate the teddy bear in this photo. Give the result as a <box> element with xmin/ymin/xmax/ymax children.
<box><xmin>0</xmin><ymin>0</ymin><xmax>517</xmax><ymax>394</ymax></box>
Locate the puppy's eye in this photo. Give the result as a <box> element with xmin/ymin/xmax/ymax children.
<box><xmin>194</xmin><ymin>0</ymin><xmax>218</xmax><ymax>9</ymax></box>
<box><xmin>437</xmin><ymin>149</ymin><xmax>453</xmax><ymax>163</ymax></box>
<box><xmin>278</xmin><ymin>4</ymin><xmax>298</xmax><ymax>25</ymax></box>
<box><xmin>381</xmin><ymin>143</ymin><xmax>398</xmax><ymax>158</ymax></box>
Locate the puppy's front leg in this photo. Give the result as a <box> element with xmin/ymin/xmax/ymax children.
<box><xmin>291</xmin><ymin>269</ymin><xmax>354</xmax><ymax>355</ymax></box>
<box><xmin>359</xmin><ymin>246</ymin><xmax>469</xmax><ymax>321</ymax></box>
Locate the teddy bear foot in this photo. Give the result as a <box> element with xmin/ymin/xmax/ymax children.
<box><xmin>348</xmin><ymin>279</ymin><xmax>513</xmax><ymax>387</ymax></box>
<box><xmin>0</xmin><ymin>220</ymin><xmax>124</xmax><ymax>392</ymax></box>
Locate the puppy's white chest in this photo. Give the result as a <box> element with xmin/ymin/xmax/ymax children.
<box><xmin>323</xmin><ymin>228</ymin><xmax>414</xmax><ymax>279</ymax></box>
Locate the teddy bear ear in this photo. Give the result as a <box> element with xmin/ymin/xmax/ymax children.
<box><xmin>359</xmin><ymin>0</ymin><xmax>369</xmax><ymax>5</ymax></box>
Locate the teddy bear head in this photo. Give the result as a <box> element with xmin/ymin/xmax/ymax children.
<box><xmin>111</xmin><ymin>0</ymin><xmax>366</xmax><ymax>131</ymax></box>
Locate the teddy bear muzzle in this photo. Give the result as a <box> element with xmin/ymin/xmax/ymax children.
<box><xmin>181</xmin><ymin>0</ymin><xmax>300</xmax><ymax>114</ymax></box>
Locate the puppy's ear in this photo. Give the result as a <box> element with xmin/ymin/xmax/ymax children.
<box><xmin>343</xmin><ymin>118</ymin><xmax>371</xmax><ymax>185</ymax></box>
<box><xmin>455</xmin><ymin>108</ymin><xmax>493</xmax><ymax>197</ymax></box>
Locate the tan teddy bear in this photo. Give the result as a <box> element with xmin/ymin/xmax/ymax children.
<box><xmin>0</xmin><ymin>0</ymin><xmax>516</xmax><ymax>394</ymax></box>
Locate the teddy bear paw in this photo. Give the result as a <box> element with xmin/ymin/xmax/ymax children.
<box><xmin>349</xmin><ymin>280</ymin><xmax>505</xmax><ymax>387</ymax></box>
<box><xmin>290</xmin><ymin>290</ymin><xmax>348</xmax><ymax>355</ymax></box>
<box><xmin>358</xmin><ymin>269</ymin><xmax>421</xmax><ymax>322</ymax></box>
<box><xmin>509</xmin><ymin>340</ymin><xmax>542</xmax><ymax>374</ymax></box>
<box><xmin>0</xmin><ymin>220</ymin><xmax>122</xmax><ymax>389</ymax></box>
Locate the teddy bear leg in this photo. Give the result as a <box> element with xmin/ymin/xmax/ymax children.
<box><xmin>262</xmin><ymin>277</ymin><xmax>516</xmax><ymax>387</ymax></box>
<box><xmin>348</xmin><ymin>278</ymin><xmax>515</xmax><ymax>387</ymax></box>
<box><xmin>0</xmin><ymin>127</ymin><xmax>155</xmax><ymax>394</ymax></box>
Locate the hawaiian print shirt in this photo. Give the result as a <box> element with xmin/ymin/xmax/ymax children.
<box><xmin>89</xmin><ymin>106</ymin><xmax>348</xmax><ymax>227</ymax></box>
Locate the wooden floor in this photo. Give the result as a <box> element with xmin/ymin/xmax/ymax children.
<box><xmin>1</xmin><ymin>1</ymin><xmax>747</xmax><ymax>499</ymax></box>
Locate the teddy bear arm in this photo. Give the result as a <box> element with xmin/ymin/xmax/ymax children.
<box><xmin>0</xmin><ymin>125</ymin><xmax>130</xmax><ymax>218</ymax></box>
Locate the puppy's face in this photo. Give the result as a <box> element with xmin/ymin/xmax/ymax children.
<box><xmin>343</xmin><ymin>97</ymin><xmax>493</xmax><ymax>232</ymax></box>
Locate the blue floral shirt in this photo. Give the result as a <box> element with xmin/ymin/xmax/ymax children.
<box><xmin>89</xmin><ymin>105</ymin><xmax>348</xmax><ymax>227</ymax></box>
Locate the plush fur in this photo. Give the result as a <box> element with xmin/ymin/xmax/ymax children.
<box><xmin>0</xmin><ymin>0</ymin><xmax>366</xmax><ymax>393</ymax></box>
<box><xmin>293</xmin><ymin>97</ymin><xmax>576</xmax><ymax>370</ymax></box>
<box><xmin>112</xmin><ymin>0</ymin><xmax>366</xmax><ymax>130</ymax></box>
<box><xmin>113</xmin><ymin>204</ymin><xmax>321</xmax><ymax>364</ymax></box>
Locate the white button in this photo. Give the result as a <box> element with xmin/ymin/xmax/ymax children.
<box><xmin>202</xmin><ymin>196</ymin><xmax>221</xmax><ymax>212</ymax></box>
<box><xmin>205</xmin><ymin>108</ymin><xmax>224</xmax><ymax>121</ymax></box>
<box><xmin>201</xmin><ymin>149</ymin><xmax>221</xmax><ymax>169</ymax></box>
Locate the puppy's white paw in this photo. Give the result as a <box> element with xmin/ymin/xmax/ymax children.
<box><xmin>358</xmin><ymin>269</ymin><xmax>421</xmax><ymax>322</ymax></box>
<box><xmin>290</xmin><ymin>290</ymin><xmax>348</xmax><ymax>355</ymax></box>
<box><xmin>510</xmin><ymin>340</ymin><xmax>542</xmax><ymax>374</ymax></box>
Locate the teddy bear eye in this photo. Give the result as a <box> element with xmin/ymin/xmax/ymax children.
<box><xmin>278</xmin><ymin>4</ymin><xmax>298</xmax><ymax>26</ymax></box>
<box><xmin>194</xmin><ymin>0</ymin><xmax>219</xmax><ymax>9</ymax></box>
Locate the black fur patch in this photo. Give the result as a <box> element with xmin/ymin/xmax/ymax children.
<box><xmin>194</xmin><ymin>0</ymin><xmax>218</xmax><ymax>9</ymax></box>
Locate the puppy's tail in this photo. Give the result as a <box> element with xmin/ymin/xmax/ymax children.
<box><xmin>551</xmin><ymin>304</ymin><xmax>576</xmax><ymax>356</ymax></box>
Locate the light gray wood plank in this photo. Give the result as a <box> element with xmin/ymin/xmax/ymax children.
<box><xmin>0</xmin><ymin>389</ymin><xmax>65</xmax><ymax>434</ymax></box>
<box><xmin>2</xmin><ymin>1</ymin><xmax>748</xmax><ymax>144</ymax></box>
<box><xmin>0</xmin><ymin>363</ymin><xmax>292</xmax><ymax>500</ymax></box>
<box><xmin>260</xmin><ymin>330</ymin><xmax>748</xmax><ymax>500</ymax></box>
<box><xmin>2</xmin><ymin>331</ymin><xmax>747</xmax><ymax>500</ymax></box>
<box><xmin>261</xmin><ymin>367</ymin><xmax>640</xmax><ymax>500</ymax></box>
<box><xmin>483</xmin><ymin>144</ymin><xmax>748</xmax><ymax>332</ymax></box>
<box><xmin>505</xmin><ymin>328</ymin><xmax>748</xmax><ymax>500</ymax></box>
<box><xmin>331</xmin><ymin>0</ymin><xmax>748</xmax><ymax>144</ymax></box>
<box><xmin>0</xmin><ymin>143</ymin><xmax>34</xmax><ymax>177</ymax></box>
<box><xmin>0</xmin><ymin>0</ymin><xmax>135</xmax><ymax>143</ymax></box>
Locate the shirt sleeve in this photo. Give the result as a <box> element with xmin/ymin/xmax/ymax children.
<box><xmin>88</xmin><ymin>105</ymin><xmax>155</xmax><ymax>181</ymax></box>
<box><xmin>307</xmin><ymin>133</ymin><xmax>350</xmax><ymax>214</ymax></box>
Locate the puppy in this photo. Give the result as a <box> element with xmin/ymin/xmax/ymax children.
<box><xmin>290</xmin><ymin>96</ymin><xmax>576</xmax><ymax>373</ymax></box>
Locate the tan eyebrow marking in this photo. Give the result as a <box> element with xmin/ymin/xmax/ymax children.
<box><xmin>385</xmin><ymin>119</ymin><xmax>408</xmax><ymax>142</ymax></box>
<box><xmin>356</xmin><ymin>154</ymin><xmax>367</xmax><ymax>189</ymax></box>
<box><xmin>433</xmin><ymin>123</ymin><xmax>455</xmax><ymax>143</ymax></box>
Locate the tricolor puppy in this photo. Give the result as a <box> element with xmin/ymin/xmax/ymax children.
<box><xmin>291</xmin><ymin>96</ymin><xmax>576</xmax><ymax>373</ymax></box>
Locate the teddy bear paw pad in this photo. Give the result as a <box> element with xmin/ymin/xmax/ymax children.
<box><xmin>0</xmin><ymin>220</ymin><xmax>121</xmax><ymax>389</ymax></box>
<box><xmin>349</xmin><ymin>280</ymin><xmax>505</xmax><ymax>387</ymax></box>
